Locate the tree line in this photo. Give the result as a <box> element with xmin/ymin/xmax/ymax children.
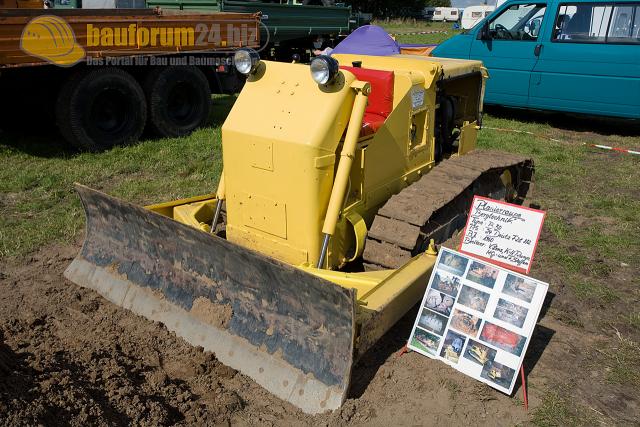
<box><xmin>345</xmin><ymin>0</ymin><xmax>453</xmax><ymax>18</ymax></box>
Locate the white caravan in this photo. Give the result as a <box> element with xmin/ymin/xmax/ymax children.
<box><xmin>432</xmin><ymin>7</ymin><xmax>460</xmax><ymax>22</ymax></box>
<box><xmin>461</xmin><ymin>5</ymin><xmax>496</xmax><ymax>29</ymax></box>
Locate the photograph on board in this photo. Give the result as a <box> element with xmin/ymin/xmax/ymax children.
<box><xmin>425</xmin><ymin>289</ymin><xmax>455</xmax><ymax>316</ymax></box>
<box><xmin>410</xmin><ymin>328</ymin><xmax>441</xmax><ymax>355</ymax></box>
<box><xmin>479</xmin><ymin>322</ymin><xmax>527</xmax><ymax>356</ymax></box>
<box><xmin>494</xmin><ymin>298</ymin><xmax>529</xmax><ymax>328</ymax></box>
<box><xmin>502</xmin><ymin>274</ymin><xmax>537</xmax><ymax>303</ymax></box>
<box><xmin>431</xmin><ymin>271</ymin><xmax>462</xmax><ymax>298</ymax></box>
<box><xmin>465</xmin><ymin>261</ymin><xmax>499</xmax><ymax>289</ymax></box>
<box><xmin>480</xmin><ymin>361</ymin><xmax>516</xmax><ymax>389</ymax></box>
<box><xmin>458</xmin><ymin>285</ymin><xmax>490</xmax><ymax>313</ymax></box>
<box><xmin>438</xmin><ymin>251</ymin><xmax>469</xmax><ymax>277</ymax></box>
<box><xmin>417</xmin><ymin>308</ymin><xmax>448</xmax><ymax>336</ymax></box>
<box><xmin>439</xmin><ymin>330</ymin><xmax>466</xmax><ymax>364</ymax></box>
<box><xmin>449</xmin><ymin>308</ymin><xmax>482</xmax><ymax>337</ymax></box>
<box><xmin>463</xmin><ymin>339</ymin><xmax>497</xmax><ymax>367</ymax></box>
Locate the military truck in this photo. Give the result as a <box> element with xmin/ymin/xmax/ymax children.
<box><xmin>146</xmin><ymin>0</ymin><xmax>372</xmax><ymax>61</ymax></box>
<box><xmin>0</xmin><ymin>7</ymin><xmax>260</xmax><ymax>150</ymax></box>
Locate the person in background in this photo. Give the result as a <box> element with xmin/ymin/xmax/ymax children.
<box><xmin>312</xmin><ymin>36</ymin><xmax>333</xmax><ymax>56</ymax></box>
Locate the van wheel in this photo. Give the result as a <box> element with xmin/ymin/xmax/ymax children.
<box><xmin>144</xmin><ymin>66</ymin><xmax>211</xmax><ymax>138</ymax></box>
<box><xmin>56</xmin><ymin>68</ymin><xmax>147</xmax><ymax>152</ymax></box>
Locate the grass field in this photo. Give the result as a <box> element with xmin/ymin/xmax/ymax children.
<box><xmin>373</xmin><ymin>19</ymin><xmax>462</xmax><ymax>44</ymax></box>
<box><xmin>1</xmin><ymin>26</ymin><xmax>639</xmax><ymax>425</ymax></box>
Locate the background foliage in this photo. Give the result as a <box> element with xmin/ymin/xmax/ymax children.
<box><xmin>346</xmin><ymin>0</ymin><xmax>452</xmax><ymax>19</ymax></box>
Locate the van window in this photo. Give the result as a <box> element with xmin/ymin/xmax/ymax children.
<box><xmin>554</xmin><ymin>4</ymin><xmax>613</xmax><ymax>42</ymax></box>
<box><xmin>553</xmin><ymin>3</ymin><xmax>640</xmax><ymax>44</ymax></box>
<box><xmin>607</xmin><ymin>5</ymin><xmax>640</xmax><ymax>43</ymax></box>
<box><xmin>452</xmin><ymin>10</ymin><xmax>458</xmax><ymax>15</ymax></box>
<box><xmin>488</xmin><ymin>3</ymin><xmax>547</xmax><ymax>40</ymax></box>
<box><xmin>472</xmin><ymin>11</ymin><xmax>483</xmax><ymax>18</ymax></box>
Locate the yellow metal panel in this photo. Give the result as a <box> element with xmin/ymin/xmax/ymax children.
<box><xmin>146</xmin><ymin>193</ymin><xmax>216</xmax><ymax>217</ymax></box>
<box><xmin>297</xmin><ymin>265</ymin><xmax>394</xmax><ymax>300</ymax></box>
<box><xmin>249</xmin><ymin>140</ymin><xmax>273</xmax><ymax>171</ymax></box>
<box><xmin>314</xmin><ymin>154</ymin><xmax>336</xmax><ymax>169</ymax></box>
<box><xmin>227</xmin><ymin>224</ymin><xmax>308</xmax><ymax>264</ymax></box>
<box><xmin>458</xmin><ymin>121</ymin><xmax>478</xmax><ymax>156</ymax></box>
<box><xmin>242</xmin><ymin>193</ymin><xmax>287</xmax><ymax>239</ymax></box>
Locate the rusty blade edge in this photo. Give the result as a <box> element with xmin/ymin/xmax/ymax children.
<box><xmin>64</xmin><ymin>258</ymin><xmax>348</xmax><ymax>415</ymax></box>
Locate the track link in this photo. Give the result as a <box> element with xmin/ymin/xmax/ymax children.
<box><xmin>363</xmin><ymin>150</ymin><xmax>534</xmax><ymax>270</ymax></box>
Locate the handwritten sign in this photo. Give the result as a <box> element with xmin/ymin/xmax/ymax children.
<box><xmin>459</xmin><ymin>196</ymin><xmax>545</xmax><ymax>274</ymax></box>
<box><xmin>407</xmin><ymin>248</ymin><xmax>549</xmax><ymax>394</ymax></box>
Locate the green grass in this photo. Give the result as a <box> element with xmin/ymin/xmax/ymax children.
<box><xmin>532</xmin><ymin>392</ymin><xmax>595</xmax><ymax>427</ymax></box>
<box><xmin>478</xmin><ymin>113</ymin><xmax>640</xmax><ymax>268</ymax></box>
<box><xmin>544</xmin><ymin>213</ymin><xmax>570</xmax><ymax>240</ymax></box>
<box><xmin>373</xmin><ymin>19</ymin><xmax>452</xmax><ymax>32</ymax></box>
<box><xmin>572</xmin><ymin>280</ymin><xmax>619</xmax><ymax>303</ymax></box>
<box><xmin>373</xmin><ymin>20</ymin><xmax>461</xmax><ymax>44</ymax></box>
<box><xmin>627</xmin><ymin>313</ymin><xmax>640</xmax><ymax>330</ymax></box>
<box><xmin>602</xmin><ymin>334</ymin><xmax>640</xmax><ymax>388</ymax></box>
<box><xmin>0</xmin><ymin>95</ymin><xmax>233</xmax><ymax>258</ymax></box>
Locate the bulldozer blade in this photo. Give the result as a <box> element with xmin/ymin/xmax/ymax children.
<box><xmin>64</xmin><ymin>184</ymin><xmax>357</xmax><ymax>414</ymax></box>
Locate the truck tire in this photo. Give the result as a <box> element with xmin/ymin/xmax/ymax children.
<box><xmin>56</xmin><ymin>68</ymin><xmax>147</xmax><ymax>152</ymax></box>
<box><xmin>143</xmin><ymin>66</ymin><xmax>211</xmax><ymax>138</ymax></box>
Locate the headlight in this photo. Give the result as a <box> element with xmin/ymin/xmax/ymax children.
<box><xmin>234</xmin><ymin>48</ymin><xmax>260</xmax><ymax>75</ymax></box>
<box><xmin>310</xmin><ymin>55</ymin><xmax>339</xmax><ymax>85</ymax></box>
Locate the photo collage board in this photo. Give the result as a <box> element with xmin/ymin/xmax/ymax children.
<box><xmin>407</xmin><ymin>247</ymin><xmax>548</xmax><ymax>394</ymax></box>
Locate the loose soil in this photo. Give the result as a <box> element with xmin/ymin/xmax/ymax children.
<box><xmin>0</xmin><ymin>244</ymin><xmax>528</xmax><ymax>426</ymax></box>
<box><xmin>0</xmin><ymin>237</ymin><xmax>636</xmax><ymax>426</ymax></box>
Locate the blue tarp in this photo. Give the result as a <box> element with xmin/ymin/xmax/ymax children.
<box><xmin>331</xmin><ymin>25</ymin><xmax>401</xmax><ymax>56</ymax></box>
<box><xmin>331</xmin><ymin>25</ymin><xmax>437</xmax><ymax>56</ymax></box>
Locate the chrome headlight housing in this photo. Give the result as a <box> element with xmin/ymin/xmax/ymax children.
<box><xmin>310</xmin><ymin>55</ymin><xmax>339</xmax><ymax>85</ymax></box>
<box><xmin>234</xmin><ymin>48</ymin><xmax>261</xmax><ymax>75</ymax></box>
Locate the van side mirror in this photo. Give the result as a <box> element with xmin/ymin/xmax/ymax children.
<box><xmin>479</xmin><ymin>21</ymin><xmax>491</xmax><ymax>40</ymax></box>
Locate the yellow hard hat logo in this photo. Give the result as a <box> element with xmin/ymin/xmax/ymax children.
<box><xmin>21</xmin><ymin>15</ymin><xmax>85</xmax><ymax>67</ymax></box>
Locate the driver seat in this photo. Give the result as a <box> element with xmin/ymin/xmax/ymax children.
<box><xmin>340</xmin><ymin>65</ymin><xmax>395</xmax><ymax>137</ymax></box>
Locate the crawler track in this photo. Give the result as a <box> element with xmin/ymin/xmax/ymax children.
<box><xmin>363</xmin><ymin>150</ymin><xmax>534</xmax><ymax>270</ymax></box>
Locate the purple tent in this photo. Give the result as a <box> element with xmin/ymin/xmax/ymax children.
<box><xmin>331</xmin><ymin>25</ymin><xmax>400</xmax><ymax>56</ymax></box>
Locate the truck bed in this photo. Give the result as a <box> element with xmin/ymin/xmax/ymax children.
<box><xmin>0</xmin><ymin>7</ymin><xmax>260</xmax><ymax>68</ymax></box>
<box><xmin>147</xmin><ymin>0</ymin><xmax>355</xmax><ymax>43</ymax></box>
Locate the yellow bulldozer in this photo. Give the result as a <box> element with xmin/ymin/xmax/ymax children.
<box><xmin>65</xmin><ymin>50</ymin><xmax>533</xmax><ymax>414</ymax></box>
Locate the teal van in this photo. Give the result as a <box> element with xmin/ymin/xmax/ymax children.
<box><xmin>431</xmin><ymin>0</ymin><xmax>640</xmax><ymax>119</ymax></box>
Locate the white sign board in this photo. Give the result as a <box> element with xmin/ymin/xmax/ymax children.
<box><xmin>411</xmin><ymin>88</ymin><xmax>425</xmax><ymax>109</ymax></box>
<box><xmin>407</xmin><ymin>248</ymin><xmax>548</xmax><ymax>394</ymax></box>
<box><xmin>459</xmin><ymin>196</ymin><xmax>546</xmax><ymax>274</ymax></box>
